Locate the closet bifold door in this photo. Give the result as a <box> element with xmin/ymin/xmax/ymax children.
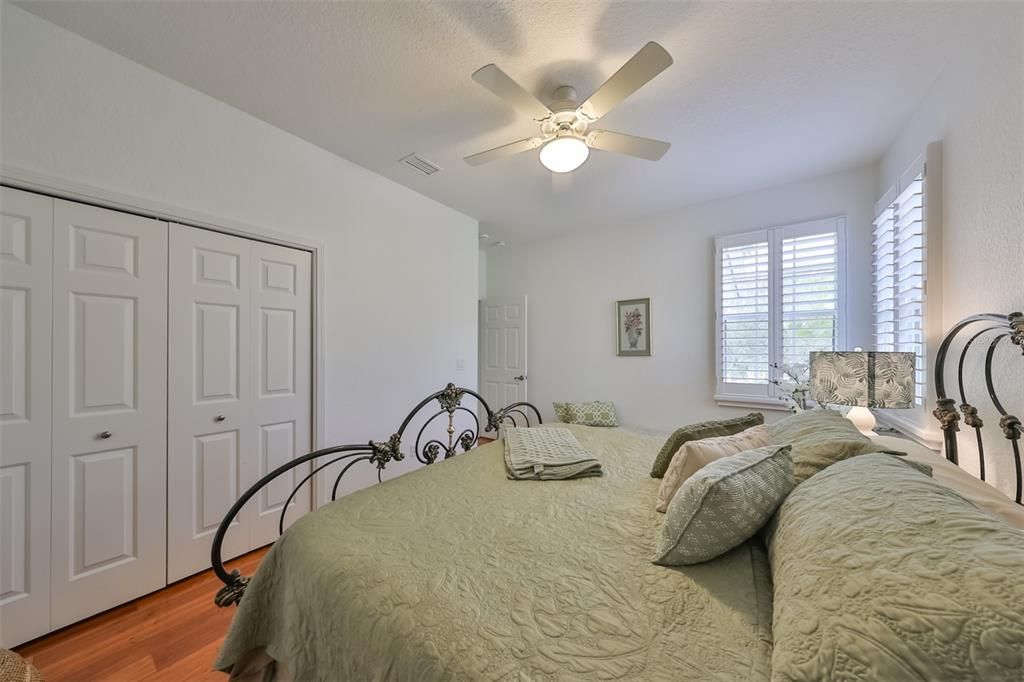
<box><xmin>249</xmin><ymin>241</ymin><xmax>311</xmax><ymax>548</ymax></box>
<box><xmin>0</xmin><ymin>188</ymin><xmax>53</xmax><ymax>647</ymax></box>
<box><xmin>167</xmin><ymin>227</ymin><xmax>311</xmax><ymax>581</ymax></box>
<box><xmin>50</xmin><ymin>200</ymin><xmax>168</xmax><ymax>630</ymax></box>
<box><xmin>168</xmin><ymin>226</ymin><xmax>255</xmax><ymax>581</ymax></box>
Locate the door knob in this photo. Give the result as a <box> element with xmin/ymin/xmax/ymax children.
<box><xmin>99</xmin><ymin>431</ymin><xmax>112</xmax><ymax>439</ymax></box>
<box><xmin>514</xmin><ymin>375</ymin><xmax>526</xmax><ymax>381</ymax></box>
<box><xmin>214</xmin><ymin>415</ymin><xmax>226</xmax><ymax>422</ymax></box>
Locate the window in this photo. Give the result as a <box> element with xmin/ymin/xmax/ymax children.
<box><xmin>873</xmin><ymin>171</ymin><xmax>926</xmax><ymax>406</ymax></box>
<box><xmin>719</xmin><ymin>240</ymin><xmax>770</xmax><ymax>385</ymax></box>
<box><xmin>715</xmin><ymin>217</ymin><xmax>846</xmax><ymax>404</ymax></box>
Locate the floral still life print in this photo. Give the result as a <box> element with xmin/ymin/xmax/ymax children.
<box><xmin>616</xmin><ymin>298</ymin><xmax>651</xmax><ymax>356</ymax></box>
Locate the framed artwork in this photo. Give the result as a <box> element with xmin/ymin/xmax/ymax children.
<box><xmin>616</xmin><ymin>298</ymin><xmax>651</xmax><ymax>356</ymax></box>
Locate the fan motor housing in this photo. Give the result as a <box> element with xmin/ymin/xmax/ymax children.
<box><xmin>548</xmin><ymin>85</ymin><xmax>578</xmax><ymax>112</ymax></box>
<box><xmin>541</xmin><ymin>85</ymin><xmax>588</xmax><ymax>138</ymax></box>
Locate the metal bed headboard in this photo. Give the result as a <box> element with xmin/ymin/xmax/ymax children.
<box><xmin>211</xmin><ymin>383</ymin><xmax>541</xmax><ymax>607</ymax></box>
<box><xmin>933</xmin><ymin>312</ymin><xmax>1024</xmax><ymax>505</ymax></box>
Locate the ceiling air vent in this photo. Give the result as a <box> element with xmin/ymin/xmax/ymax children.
<box><xmin>400</xmin><ymin>153</ymin><xmax>442</xmax><ymax>176</ymax></box>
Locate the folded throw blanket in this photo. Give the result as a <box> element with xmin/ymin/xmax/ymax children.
<box><xmin>503</xmin><ymin>427</ymin><xmax>603</xmax><ymax>480</ymax></box>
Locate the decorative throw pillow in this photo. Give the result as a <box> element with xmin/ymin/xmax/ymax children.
<box><xmin>655</xmin><ymin>424</ymin><xmax>771</xmax><ymax>512</ymax></box>
<box><xmin>567</xmin><ymin>401</ymin><xmax>618</xmax><ymax>427</ymax></box>
<box><xmin>767</xmin><ymin>409</ymin><xmax>880</xmax><ymax>482</ymax></box>
<box><xmin>650</xmin><ymin>412</ymin><xmax>764</xmax><ymax>478</ymax></box>
<box><xmin>653</xmin><ymin>444</ymin><xmax>794</xmax><ymax>566</ymax></box>
<box><xmin>552</xmin><ymin>402</ymin><xmax>574</xmax><ymax>423</ymax></box>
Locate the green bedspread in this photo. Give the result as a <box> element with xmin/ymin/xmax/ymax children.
<box><xmin>767</xmin><ymin>453</ymin><xmax>1024</xmax><ymax>681</ymax></box>
<box><xmin>216</xmin><ymin>425</ymin><xmax>774</xmax><ymax>681</ymax></box>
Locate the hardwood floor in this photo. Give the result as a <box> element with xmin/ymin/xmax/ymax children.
<box><xmin>15</xmin><ymin>547</ymin><xmax>269</xmax><ymax>681</ymax></box>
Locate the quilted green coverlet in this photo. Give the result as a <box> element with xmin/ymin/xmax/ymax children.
<box><xmin>767</xmin><ymin>453</ymin><xmax>1024</xmax><ymax>681</ymax></box>
<box><xmin>216</xmin><ymin>425</ymin><xmax>774</xmax><ymax>681</ymax></box>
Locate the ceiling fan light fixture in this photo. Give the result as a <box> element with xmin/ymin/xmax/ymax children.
<box><xmin>539</xmin><ymin>136</ymin><xmax>589</xmax><ymax>173</ymax></box>
<box><xmin>465</xmin><ymin>43</ymin><xmax>672</xmax><ymax>169</ymax></box>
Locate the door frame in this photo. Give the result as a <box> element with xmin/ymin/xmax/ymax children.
<box><xmin>0</xmin><ymin>165</ymin><xmax>327</xmax><ymax>496</ymax></box>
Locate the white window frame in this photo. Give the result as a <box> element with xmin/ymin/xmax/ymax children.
<box><xmin>714</xmin><ymin>216</ymin><xmax>848</xmax><ymax>409</ymax></box>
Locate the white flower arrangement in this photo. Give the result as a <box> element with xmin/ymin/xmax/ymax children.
<box><xmin>771</xmin><ymin>362</ymin><xmax>845</xmax><ymax>414</ymax></box>
<box><xmin>771</xmin><ymin>362</ymin><xmax>813</xmax><ymax>413</ymax></box>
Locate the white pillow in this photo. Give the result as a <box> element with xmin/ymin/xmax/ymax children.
<box><xmin>655</xmin><ymin>424</ymin><xmax>771</xmax><ymax>512</ymax></box>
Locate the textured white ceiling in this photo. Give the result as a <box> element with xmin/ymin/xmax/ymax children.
<box><xmin>16</xmin><ymin>1</ymin><xmax>987</xmax><ymax>242</ymax></box>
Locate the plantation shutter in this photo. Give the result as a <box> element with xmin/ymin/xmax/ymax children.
<box><xmin>716</xmin><ymin>217</ymin><xmax>846</xmax><ymax>405</ymax></box>
<box><xmin>874</xmin><ymin>172</ymin><xmax>926</xmax><ymax>405</ymax></box>
<box><xmin>872</xmin><ymin>194</ymin><xmax>897</xmax><ymax>352</ymax></box>
<box><xmin>779</xmin><ymin>228</ymin><xmax>840</xmax><ymax>367</ymax></box>
<box><xmin>717</xmin><ymin>234</ymin><xmax>771</xmax><ymax>393</ymax></box>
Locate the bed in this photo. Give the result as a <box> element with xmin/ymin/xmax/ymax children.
<box><xmin>212</xmin><ymin>313</ymin><xmax>1024</xmax><ymax>681</ymax></box>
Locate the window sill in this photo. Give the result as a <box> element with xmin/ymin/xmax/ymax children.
<box><xmin>713</xmin><ymin>394</ymin><xmax>794</xmax><ymax>412</ymax></box>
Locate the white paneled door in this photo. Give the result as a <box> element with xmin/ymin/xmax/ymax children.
<box><xmin>168</xmin><ymin>226</ymin><xmax>311</xmax><ymax>581</ymax></box>
<box><xmin>0</xmin><ymin>188</ymin><xmax>53</xmax><ymax>647</ymax></box>
<box><xmin>168</xmin><ymin>226</ymin><xmax>254</xmax><ymax>581</ymax></box>
<box><xmin>479</xmin><ymin>296</ymin><xmax>527</xmax><ymax>410</ymax></box>
<box><xmin>249</xmin><ymin>241</ymin><xmax>311</xmax><ymax>548</ymax></box>
<box><xmin>49</xmin><ymin>200</ymin><xmax>168</xmax><ymax>630</ymax></box>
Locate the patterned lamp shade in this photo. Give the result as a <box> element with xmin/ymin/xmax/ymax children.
<box><xmin>809</xmin><ymin>351</ymin><xmax>916</xmax><ymax>409</ymax></box>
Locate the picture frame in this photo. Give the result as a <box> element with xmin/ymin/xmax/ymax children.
<box><xmin>616</xmin><ymin>298</ymin><xmax>651</xmax><ymax>356</ymax></box>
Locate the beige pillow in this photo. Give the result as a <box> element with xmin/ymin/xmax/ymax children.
<box><xmin>650</xmin><ymin>412</ymin><xmax>764</xmax><ymax>478</ymax></box>
<box><xmin>655</xmin><ymin>424</ymin><xmax>771</xmax><ymax>512</ymax></box>
<box><xmin>767</xmin><ymin>409</ymin><xmax>879</xmax><ymax>482</ymax></box>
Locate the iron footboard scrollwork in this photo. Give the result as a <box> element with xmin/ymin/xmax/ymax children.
<box><xmin>933</xmin><ymin>312</ymin><xmax>1024</xmax><ymax>504</ymax></box>
<box><xmin>486</xmin><ymin>401</ymin><xmax>543</xmax><ymax>434</ymax></box>
<box><xmin>211</xmin><ymin>384</ymin><xmax>541</xmax><ymax>607</ymax></box>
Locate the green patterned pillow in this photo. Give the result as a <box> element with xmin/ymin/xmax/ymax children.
<box><xmin>552</xmin><ymin>402</ymin><xmax>574</xmax><ymax>423</ymax></box>
<box><xmin>767</xmin><ymin>410</ymin><xmax>878</xmax><ymax>482</ymax></box>
<box><xmin>650</xmin><ymin>413</ymin><xmax>764</xmax><ymax>478</ymax></box>
<box><xmin>653</xmin><ymin>445</ymin><xmax>794</xmax><ymax>566</ymax></box>
<box><xmin>567</xmin><ymin>401</ymin><xmax>618</xmax><ymax>427</ymax></box>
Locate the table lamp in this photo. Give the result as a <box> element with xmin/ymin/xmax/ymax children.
<box><xmin>808</xmin><ymin>351</ymin><xmax>916</xmax><ymax>436</ymax></box>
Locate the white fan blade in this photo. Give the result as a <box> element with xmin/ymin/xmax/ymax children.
<box><xmin>587</xmin><ymin>130</ymin><xmax>670</xmax><ymax>161</ymax></box>
<box><xmin>578</xmin><ymin>42</ymin><xmax>673</xmax><ymax>122</ymax></box>
<box><xmin>464</xmin><ymin>138</ymin><xmax>543</xmax><ymax>166</ymax></box>
<box><xmin>472</xmin><ymin>64</ymin><xmax>552</xmax><ymax>120</ymax></box>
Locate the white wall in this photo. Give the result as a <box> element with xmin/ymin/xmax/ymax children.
<box><xmin>488</xmin><ymin>165</ymin><xmax>878</xmax><ymax>430</ymax></box>
<box><xmin>880</xmin><ymin>3</ymin><xmax>1023</xmax><ymax>494</ymax></box>
<box><xmin>0</xmin><ymin>3</ymin><xmax>479</xmax><ymax>494</ymax></box>
<box><xmin>881</xmin><ymin>4</ymin><xmax>1023</xmax><ymax>327</ymax></box>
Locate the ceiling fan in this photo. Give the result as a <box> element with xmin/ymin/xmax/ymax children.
<box><xmin>464</xmin><ymin>42</ymin><xmax>673</xmax><ymax>173</ymax></box>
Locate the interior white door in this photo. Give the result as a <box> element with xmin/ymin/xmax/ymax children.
<box><xmin>0</xmin><ymin>188</ymin><xmax>53</xmax><ymax>647</ymax></box>
<box><xmin>479</xmin><ymin>296</ymin><xmax>528</xmax><ymax>411</ymax></box>
<box><xmin>167</xmin><ymin>225</ymin><xmax>255</xmax><ymax>581</ymax></box>
<box><xmin>249</xmin><ymin>241</ymin><xmax>311</xmax><ymax>547</ymax></box>
<box><xmin>49</xmin><ymin>199</ymin><xmax>168</xmax><ymax>630</ymax></box>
